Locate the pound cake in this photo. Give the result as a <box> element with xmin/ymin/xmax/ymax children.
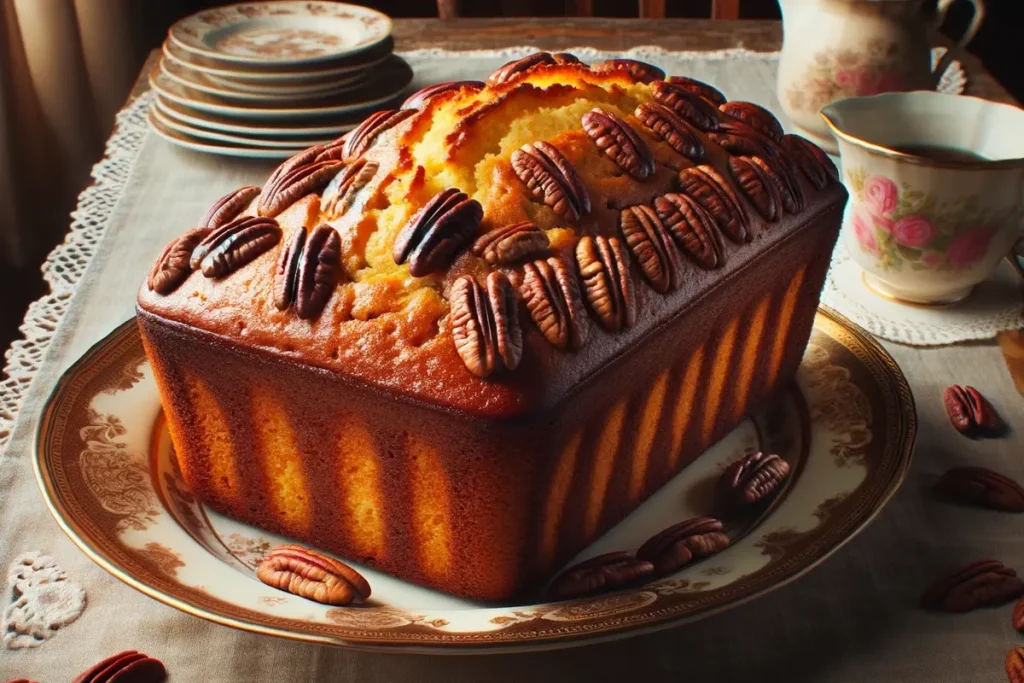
<box><xmin>137</xmin><ymin>53</ymin><xmax>846</xmax><ymax>601</ymax></box>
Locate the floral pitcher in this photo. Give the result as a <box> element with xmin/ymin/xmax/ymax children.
<box><xmin>777</xmin><ymin>0</ymin><xmax>984</xmax><ymax>154</ymax></box>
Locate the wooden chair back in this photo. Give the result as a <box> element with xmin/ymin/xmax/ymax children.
<box><xmin>436</xmin><ymin>1</ymin><xmax>741</xmax><ymax>20</ymax></box>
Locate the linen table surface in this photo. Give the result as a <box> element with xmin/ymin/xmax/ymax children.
<box><xmin>1</xmin><ymin>21</ymin><xmax>1022</xmax><ymax>683</ymax></box>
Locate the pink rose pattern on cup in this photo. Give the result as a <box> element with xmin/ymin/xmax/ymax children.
<box><xmin>846</xmin><ymin>169</ymin><xmax>1004</xmax><ymax>272</ymax></box>
<box><xmin>784</xmin><ymin>39</ymin><xmax>909</xmax><ymax>114</ymax></box>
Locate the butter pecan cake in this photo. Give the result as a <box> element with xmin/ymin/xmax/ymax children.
<box><xmin>137</xmin><ymin>52</ymin><xmax>846</xmax><ymax>601</ymax></box>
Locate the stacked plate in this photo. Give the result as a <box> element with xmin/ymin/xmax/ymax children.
<box><xmin>149</xmin><ymin>1</ymin><xmax>413</xmax><ymax>159</ymax></box>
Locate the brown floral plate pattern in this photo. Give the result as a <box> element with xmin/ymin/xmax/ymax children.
<box><xmin>33</xmin><ymin>308</ymin><xmax>915</xmax><ymax>653</ymax></box>
<box><xmin>168</xmin><ymin>2</ymin><xmax>392</xmax><ymax>67</ymax></box>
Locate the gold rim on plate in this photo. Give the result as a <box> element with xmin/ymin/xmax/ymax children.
<box><xmin>34</xmin><ymin>307</ymin><xmax>916</xmax><ymax>653</ymax></box>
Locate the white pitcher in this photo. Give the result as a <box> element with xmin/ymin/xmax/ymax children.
<box><xmin>777</xmin><ymin>0</ymin><xmax>984</xmax><ymax>154</ymax></box>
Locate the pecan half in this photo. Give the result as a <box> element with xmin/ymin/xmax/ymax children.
<box><xmin>393</xmin><ymin>188</ymin><xmax>482</xmax><ymax>277</ymax></box>
<box><xmin>677</xmin><ymin>165</ymin><xmax>749</xmax><ymax>242</ymax></box>
<box><xmin>637</xmin><ymin>516</ymin><xmax>730</xmax><ymax>575</ymax></box>
<box><xmin>651</xmin><ymin>80</ymin><xmax>722</xmax><ymax>131</ymax></box>
<box><xmin>581</xmin><ymin>108</ymin><xmax>655</xmax><ymax>180</ymax></box>
<box><xmin>1008</xmin><ymin>647</ymin><xmax>1024</xmax><ymax>683</ymax></box>
<box><xmin>945</xmin><ymin>384</ymin><xmax>1004</xmax><ymax>436</ymax></box>
<box><xmin>519</xmin><ymin>256</ymin><xmax>588</xmax><ymax>350</ymax></box>
<box><xmin>199</xmin><ymin>185</ymin><xmax>260</xmax><ymax>229</ymax></box>
<box><xmin>665</xmin><ymin>75</ymin><xmax>727</xmax><ymax>106</ymax></box>
<box><xmin>729</xmin><ymin>156</ymin><xmax>782</xmax><ymax>222</ymax></box>
<box><xmin>189</xmin><ymin>216</ymin><xmax>281</xmax><ymax>278</ymax></box>
<box><xmin>257</xmin><ymin>544</ymin><xmax>371</xmax><ymax>606</ymax></box>
<box><xmin>653</xmin><ymin>193</ymin><xmax>721</xmax><ymax>269</ymax></box>
<box><xmin>488</xmin><ymin>51</ymin><xmax>577</xmax><ymax>85</ymax></box>
<box><xmin>619</xmin><ymin>204</ymin><xmax>681</xmax><ymax>294</ymax></box>
<box><xmin>320</xmin><ymin>158</ymin><xmax>378</xmax><ymax>219</ymax></box>
<box><xmin>576</xmin><ymin>235</ymin><xmax>635</xmax><ymax>332</ymax></box>
<box><xmin>450</xmin><ymin>272</ymin><xmax>522</xmax><ymax>377</ymax></box>
<box><xmin>511</xmin><ymin>141</ymin><xmax>591</xmax><ymax>221</ymax></box>
<box><xmin>920</xmin><ymin>559</ymin><xmax>1024</xmax><ymax>612</ymax></box>
<box><xmin>342</xmin><ymin>109</ymin><xmax>416</xmax><ymax>161</ymax></box>
<box><xmin>935</xmin><ymin>466</ymin><xmax>1024</xmax><ymax>512</ymax></box>
<box><xmin>720</xmin><ymin>101</ymin><xmax>785</xmax><ymax>142</ymax></box>
<box><xmin>781</xmin><ymin>134</ymin><xmax>839</xmax><ymax>190</ymax></box>
<box><xmin>634</xmin><ymin>102</ymin><xmax>705</xmax><ymax>161</ymax></box>
<box><xmin>719</xmin><ymin>452</ymin><xmax>791</xmax><ymax>507</ymax></box>
<box><xmin>147</xmin><ymin>228</ymin><xmax>210</xmax><ymax>295</ymax></box>
<box><xmin>707</xmin><ymin>131</ymin><xmax>765</xmax><ymax>158</ymax></box>
<box><xmin>547</xmin><ymin>551</ymin><xmax>654</xmax><ymax>600</ymax></box>
<box><xmin>274</xmin><ymin>225</ymin><xmax>342</xmax><ymax>319</ymax></box>
<box><xmin>264</xmin><ymin>144</ymin><xmax>339</xmax><ymax>195</ymax></box>
<box><xmin>72</xmin><ymin>650</ymin><xmax>166</xmax><ymax>683</ymax></box>
<box><xmin>258</xmin><ymin>159</ymin><xmax>345</xmax><ymax>218</ymax></box>
<box><xmin>472</xmin><ymin>222</ymin><xmax>549</xmax><ymax>265</ymax></box>
<box><xmin>757</xmin><ymin>151</ymin><xmax>805</xmax><ymax>214</ymax></box>
<box><xmin>592</xmin><ymin>58</ymin><xmax>665</xmax><ymax>83</ymax></box>
<box><xmin>1014</xmin><ymin>597</ymin><xmax>1024</xmax><ymax>632</ymax></box>
<box><xmin>402</xmin><ymin>80</ymin><xmax>485</xmax><ymax>109</ymax></box>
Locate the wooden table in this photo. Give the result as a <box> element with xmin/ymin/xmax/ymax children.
<box><xmin>15</xmin><ymin>18</ymin><xmax>1022</xmax><ymax>683</ymax></box>
<box><xmin>131</xmin><ymin>19</ymin><xmax>1015</xmax><ymax>104</ymax></box>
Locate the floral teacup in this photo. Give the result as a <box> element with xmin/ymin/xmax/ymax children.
<box><xmin>822</xmin><ymin>91</ymin><xmax>1024</xmax><ymax>305</ymax></box>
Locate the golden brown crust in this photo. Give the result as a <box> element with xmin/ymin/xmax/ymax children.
<box><xmin>137</xmin><ymin>54</ymin><xmax>846</xmax><ymax>417</ymax></box>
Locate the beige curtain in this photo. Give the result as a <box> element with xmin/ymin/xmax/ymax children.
<box><xmin>0</xmin><ymin>0</ymin><xmax>143</xmax><ymax>342</ymax></box>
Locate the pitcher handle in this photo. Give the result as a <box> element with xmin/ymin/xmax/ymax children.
<box><xmin>932</xmin><ymin>0</ymin><xmax>986</xmax><ymax>80</ymax></box>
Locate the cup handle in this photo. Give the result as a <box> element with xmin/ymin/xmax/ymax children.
<box><xmin>932</xmin><ymin>0</ymin><xmax>986</xmax><ymax>80</ymax></box>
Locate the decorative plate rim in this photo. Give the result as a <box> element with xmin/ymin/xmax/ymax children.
<box><xmin>154</xmin><ymin>96</ymin><xmax>359</xmax><ymax>138</ymax></box>
<box><xmin>149</xmin><ymin>105</ymin><xmax>334</xmax><ymax>150</ymax></box>
<box><xmin>147</xmin><ymin>110</ymin><xmax>297</xmax><ymax>160</ymax></box>
<box><xmin>168</xmin><ymin>1</ymin><xmax>393</xmax><ymax>67</ymax></box>
<box><xmin>33</xmin><ymin>307</ymin><xmax>916</xmax><ymax>653</ymax></box>
<box><xmin>157</xmin><ymin>57</ymin><xmax>370</xmax><ymax>102</ymax></box>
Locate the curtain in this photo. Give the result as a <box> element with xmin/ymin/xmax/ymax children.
<box><xmin>0</xmin><ymin>0</ymin><xmax>145</xmax><ymax>349</ymax></box>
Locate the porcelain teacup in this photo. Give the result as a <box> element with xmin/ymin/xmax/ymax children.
<box><xmin>821</xmin><ymin>91</ymin><xmax>1024</xmax><ymax>305</ymax></box>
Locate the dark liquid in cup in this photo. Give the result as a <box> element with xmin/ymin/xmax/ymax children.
<box><xmin>891</xmin><ymin>143</ymin><xmax>990</xmax><ymax>162</ymax></box>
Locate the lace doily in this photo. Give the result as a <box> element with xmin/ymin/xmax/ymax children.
<box><xmin>0</xmin><ymin>46</ymin><xmax>970</xmax><ymax>457</ymax></box>
<box><xmin>822</xmin><ymin>246</ymin><xmax>1024</xmax><ymax>346</ymax></box>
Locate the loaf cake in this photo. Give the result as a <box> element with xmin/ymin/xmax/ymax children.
<box><xmin>137</xmin><ymin>52</ymin><xmax>846</xmax><ymax>602</ymax></box>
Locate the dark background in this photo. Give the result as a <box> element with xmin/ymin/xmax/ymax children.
<box><xmin>0</xmin><ymin>0</ymin><xmax>1019</xmax><ymax>365</ymax></box>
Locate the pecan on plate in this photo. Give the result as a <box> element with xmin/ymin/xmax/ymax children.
<box><xmin>920</xmin><ymin>559</ymin><xmax>1024</xmax><ymax>612</ymax></box>
<box><xmin>591</xmin><ymin>58</ymin><xmax>665</xmax><ymax>83</ymax></box>
<box><xmin>653</xmin><ymin>193</ymin><xmax>722</xmax><ymax>269</ymax></box>
<box><xmin>576</xmin><ymin>235</ymin><xmax>635</xmax><ymax>332</ymax></box>
<box><xmin>945</xmin><ymin>384</ymin><xmax>1005</xmax><ymax>436</ymax></box>
<box><xmin>719</xmin><ymin>452</ymin><xmax>791</xmax><ymax>507</ymax></box>
<box><xmin>935</xmin><ymin>467</ymin><xmax>1024</xmax><ymax>512</ymax></box>
<box><xmin>402</xmin><ymin>80</ymin><xmax>485</xmax><ymax>109</ymax></box>
<box><xmin>651</xmin><ymin>80</ymin><xmax>722</xmax><ymax>131</ymax></box>
<box><xmin>1008</xmin><ymin>647</ymin><xmax>1024</xmax><ymax>683</ymax></box>
<box><xmin>511</xmin><ymin>141</ymin><xmax>591</xmax><ymax>221</ymax></box>
<box><xmin>582</xmin><ymin>108</ymin><xmax>655</xmax><ymax>180</ymax></box>
<box><xmin>519</xmin><ymin>256</ymin><xmax>588</xmax><ymax>351</ymax></box>
<box><xmin>198</xmin><ymin>185</ymin><xmax>260</xmax><ymax>230</ymax></box>
<box><xmin>342</xmin><ymin>109</ymin><xmax>416</xmax><ymax>161</ymax></box>
<box><xmin>729</xmin><ymin>156</ymin><xmax>783</xmax><ymax>222</ymax></box>
<box><xmin>548</xmin><ymin>551</ymin><xmax>654</xmax><ymax>600</ymax></box>
<box><xmin>321</xmin><ymin>158</ymin><xmax>379</xmax><ymax>220</ymax></box>
<box><xmin>189</xmin><ymin>215</ymin><xmax>281</xmax><ymax>278</ymax></box>
<box><xmin>637</xmin><ymin>516</ymin><xmax>730</xmax><ymax>575</ymax></box>
<box><xmin>274</xmin><ymin>225</ymin><xmax>342</xmax><ymax>319</ymax></box>
<box><xmin>72</xmin><ymin>650</ymin><xmax>166</xmax><ymax>683</ymax></box>
<box><xmin>147</xmin><ymin>228</ymin><xmax>210</xmax><ymax>295</ymax></box>
<box><xmin>258</xmin><ymin>158</ymin><xmax>345</xmax><ymax>218</ymax></box>
<box><xmin>635</xmin><ymin>102</ymin><xmax>705</xmax><ymax>161</ymax></box>
<box><xmin>393</xmin><ymin>188</ymin><xmax>483</xmax><ymax>277</ymax></box>
<box><xmin>257</xmin><ymin>544</ymin><xmax>371</xmax><ymax>606</ymax></box>
<box><xmin>781</xmin><ymin>134</ymin><xmax>839</xmax><ymax>190</ymax></box>
<box><xmin>619</xmin><ymin>204</ymin><xmax>681</xmax><ymax>294</ymax></box>
<box><xmin>677</xmin><ymin>165</ymin><xmax>750</xmax><ymax>243</ymax></box>
<box><xmin>472</xmin><ymin>222</ymin><xmax>549</xmax><ymax>265</ymax></box>
<box><xmin>450</xmin><ymin>272</ymin><xmax>522</xmax><ymax>377</ymax></box>
<box><xmin>665</xmin><ymin>75</ymin><xmax>727</xmax><ymax>106</ymax></box>
<box><xmin>720</xmin><ymin>101</ymin><xmax>785</xmax><ymax>142</ymax></box>
<box><xmin>488</xmin><ymin>51</ymin><xmax>578</xmax><ymax>85</ymax></box>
